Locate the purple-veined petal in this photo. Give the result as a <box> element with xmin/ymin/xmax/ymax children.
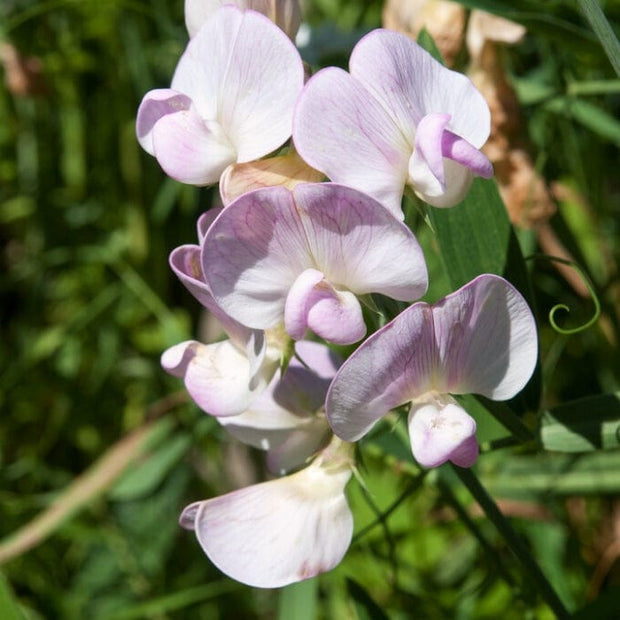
<box><xmin>433</xmin><ymin>274</ymin><xmax>537</xmax><ymax>400</ymax></box>
<box><xmin>326</xmin><ymin>302</ymin><xmax>436</xmax><ymax>441</ymax></box>
<box><xmin>408</xmin><ymin>394</ymin><xmax>478</xmax><ymax>468</ymax></box>
<box><xmin>203</xmin><ymin>184</ymin><xmax>428</xmax><ymax>334</ymax></box>
<box><xmin>327</xmin><ymin>275</ymin><xmax>537</xmax><ymax>442</ymax></box>
<box><xmin>174</xmin><ymin>6</ymin><xmax>304</xmax><ymax>163</ymax></box>
<box><xmin>151</xmin><ymin>107</ymin><xmax>235</xmax><ymax>185</ymax></box>
<box><xmin>161</xmin><ymin>340</ymin><xmax>276</xmax><ymax>417</ymax></box>
<box><xmin>181</xmin><ymin>454</ymin><xmax>353</xmax><ymax>588</ymax></box>
<box><xmin>203</xmin><ymin>186</ymin><xmax>312</xmax><ymax>329</ymax></box>
<box><xmin>196</xmin><ymin>208</ymin><xmax>221</xmax><ymax>243</ymax></box>
<box><xmin>136</xmin><ymin>89</ymin><xmax>192</xmax><ymax>156</ymax></box>
<box><xmin>349</xmin><ymin>29</ymin><xmax>491</xmax><ymax>149</ymax></box>
<box><xmin>170</xmin><ymin>243</ymin><xmax>256</xmax><ymax>350</ymax></box>
<box><xmin>293</xmin><ymin>68</ymin><xmax>411</xmax><ymax>218</ymax></box>
<box><xmin>293</xmin><ymin>183</ymin><xmax>428</xmax><ymax>300</ymax></box>
<box><xmin>284</xmin><ymin>268</ymin><xmax>366</xmax><ymax>344</ymax></box>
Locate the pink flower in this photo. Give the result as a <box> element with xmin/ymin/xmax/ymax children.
<box><xmin>201</xmin><ymin>183</ymin><xmax>428</xmax><ymax>345</ymax></box>
<box><xmin>293</xmin><ymin>29</ymin><xmax>493</xmax><ymax>219</ymax></box>
<box><xmin>136</xmin><ymin>6</ymin><xmax>304</xmax><ymax>185</ymax></box>
<box><xmin>326</xmin><ymin>275</ymin><xmax>538</xmax><ymax>468</ymax></box>
<box><xmin>180</xmin><ymin>437</ymin><xmax>354</xmax><ymax>588</ymax></box>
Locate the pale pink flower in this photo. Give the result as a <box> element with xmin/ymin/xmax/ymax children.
<box><xmin>293</xmin><ymin>29</ymin><xmax>493</xmax><ymax>219</ymax></box>
<box><xmin>201</xmin><ymin>183</ymin><xmax>428</xmax><ymax>345</ymax></box>
<box><xmin>180</xmin><ymin>437</ymin><xmax>354</xmax><ymax>588</ymax></box>
<box><xmin>136</xmin><ymin>6</ymin><xmax>304</xmax><ymax>186</ymax></box>
<box><xmin>326</xmin><ymin>275</ymin><xmax>537</xmax><ymax>468</ymax></box>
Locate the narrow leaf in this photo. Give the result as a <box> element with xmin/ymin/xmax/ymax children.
<box><xmin>541</xmin><ymin>392</ymin><xmax>620</xmax><ymax>452</ymax></box>
<box><xmin>576</xmin><ymin>0</ymin><xmax>620</xmax><ymax>77</ymax></box>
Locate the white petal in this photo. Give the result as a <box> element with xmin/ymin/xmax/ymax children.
<box><xmin>162</xmin><ymin>340</ymin><xmax>274</xmax><ymax>417</ymax></box>
<box><xmin>433</xmin><ymin>274</ymin><xmax>538</xmax><ymax>400</ymax></box>
<box><xmin>350</xmin><ymin>29</ymin><xmax>491</xmax><ymax>148</ymax></box>
<box><xmin>293</xmin><ymin>67</ymin><xmax>410</xmax><ymax>218</ymax></box>
<box><xmin>408</xmin><ymin>394</ymin><xmax>478</xmax><ymax>468</ymax></box>
<box><xmin>185</xmin><ymin>461</ymin><xmax>353</xmax><ymax>587</ymax></box>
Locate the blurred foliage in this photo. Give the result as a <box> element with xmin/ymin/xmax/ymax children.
<box><xmin>0</xmin><ymin>0</ymin><xmax>619</xmax><ymax>618</ymax></box>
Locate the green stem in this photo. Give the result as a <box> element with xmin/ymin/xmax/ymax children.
<box><xmin>353</xmin><ymin>472</ymin><xmax>427</xmax><ymax>542</ymax></box>
<box><xmin>436</xmin><ymin>477</ymin><xmax>518</xmax><ymax>591</ymax></box>
<box><xmin>451</xmin><ymin>465</ymin><xmax>571</xmax><ymax>619</ymax></box>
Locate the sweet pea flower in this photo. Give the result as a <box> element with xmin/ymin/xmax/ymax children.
<box><xmin>180</xmin><ymin>436</ymin><xmax>354</xmax><ymax>588</ymax></box>
<box><xmin>220</xmin><ymin>339</ymin><xmax>341</xmax><ymax>474</ymax></box>
<box><xmin>326</xmin><ymin>274</ymin><xmax>537</xmax><ymax>468</ymax></box>
<box><xmin>202</xmin><ymin>183</ymin><xmax>428</xmax><ymax>345</ymax></box>
<box><xmin>161</xmin><ymin>211</ymin><xmax>281</xmax><ymax>417</ymax></box>
<box><xmin>136</xmin><ymin>6</ymin><xmax>304</xmax><ymax>186</ymax></box>
<box><xmin>184</xmin><ymin>0</ymin><xmax>301</xmax><ymax>40</ymax></box>
<box><xmin>293</xmin><ymin>29</ymin><xmax>493</xmax><ymax>219</ymax></box>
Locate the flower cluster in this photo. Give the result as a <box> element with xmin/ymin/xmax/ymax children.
<box><xmin>136</xmin><ymin>0</ymin><xmax>537</xmax><ymax>588</ymax></box>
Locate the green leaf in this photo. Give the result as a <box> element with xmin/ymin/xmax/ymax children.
<box><xmin>110</xmin><ymin>431</ymin><xmax>191</xmax><ymax>500</ymax></box>
<box><xmin>428</xmin><ymin>178</ymin><xmax>529</xmax><ymax>292</ymax></box>
<box><xmin>485</xmin><ymin>450</ymin><xmax>620</xmax><ymax>497</ymax></box>
<box><xmin>0</xmin><ymin>574</ymin><xmax>25</xmax><ymax>620</ymax></box>
<box><xmin>573</xmin><ymin>588</ymin><xmax>620</xmax><ymax>619</ymax></box>
<box><xmin>104</xmin><ymin>582</ymin><xmax>240</xmax><ymax>619</ymax></box>
<box><xmin>278</xmin><ymin>578</ymin><xmax>317</xmax><ymax>620</ymax></box>
<box><xmin>576</xmin><ymin>0</ymin><xmax>620</xmax><ymax>77</ymax></box>
<box><xmin>540</xmin><ymin>392</ymin><xmax>620</xmax><ymax>452</ymax></box>
<box><xmin>543</xmin><ymin>97</ymin><xmax>620</xmax><ymax>146</ymax></box>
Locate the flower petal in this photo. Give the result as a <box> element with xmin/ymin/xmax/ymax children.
<box><xmin>433</xmin><ymin>274</ymin><xmax>538</xmax><ymax>400</ymax></box>
<box><xmin>184</xmin><ymin>0</ymin><xmax>301</xmax><ymax>41</ymax></box>
<box><xmin>203</xmin><ymin>186</ymin><xmax>312</xmax><ymax>329</ymax></box>
<box><xmin>161</xmin><ymin>340</ymin><xmax>274</xmax><ymax>417</ymax></box>
<box><xmin>284</xmin><ymin>268</ymin><xmax>366</xmax><ymax>344</ymax></box>
<box><xmin>219</xmin><ymin>150</ymin><xmax>323</xmax><ymax>206</ymax></box>
<box><xmin>170</xmin><ymin>243</ymin><xmax>256</xmax><ymax>350</ymax></box>
<box><xmin>293</xmin><ymin>67</ymin><xmax>410</xmax><ymax>218</ymax></box>
<box><xmin>293</xmin><ymin>183</ymin><xmax>428</xmax><ymax>300</ymax></box>
<box><xmin>408</xmin><ymin>113</ymin><xmax>493</xmax><ymax>207</ymax></box>
<box><xmin>219</xmin><ymin>340</ymin><xmax>339</xmax><ymax>471</ymax></box>
<box><xmin>182</xmin><ymin>460</ymin><xmax>353</xmax><ymax>588</ymax></box>
<box><xmin>350</xmin><ymin>29</ymin><xmax>491</xmax><ymax>148</ymax></box>
<box><xmin>135</xmin><ymin>89</ymin><xmax>192</xmax><ymax>156</ymax></box>
<box><xmin>151</xmin><ymin>106</ymin><xmax>235</xmax><ymax>185</ymax></box>
<box><xmin>326</xmin><ymin>302</ymin><xmax>436</xmax><ymax>441</ymax></box>
<box><xmin>408</xmin><ymin>394</ymin><xmax>478</xmax><ymax>468</ymax></box>
<box><xmin>175</xmin><ymin>6</ymin><xmax>304</xmax><ymax>163</ymax></box>
<box><xmin>203</xmin><ymin>184</ymin><xmax>428</xmax><ymax>333</ymax></box>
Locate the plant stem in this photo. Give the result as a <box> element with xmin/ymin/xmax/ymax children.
<box><xmin>451</xmin><ymin>465</ymin><xmax>571</xmax><ymax>619</ymax></box>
